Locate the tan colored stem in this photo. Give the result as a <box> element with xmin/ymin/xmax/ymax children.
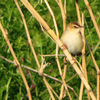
<box><xmin>0</xmin><ymin>23</ymin><xmax>32</xmax><ymax>100</ymax></box>
<box><xmin>14</xmin><ymin>0</ymin><xmax>55</xmax><ymax>99</ymax></box>
<box><xmin>75</xmin><ymin>0</ymin><xmax>81</xmax><ymax>24</ymax></box>
<box><xmin>75</xmin><ymin>1</ymin><xmax>90</xmax><ymax>98</ymax></box>
<box><xmin>86</xmin><ymin>39</ymin><xmax>100</xmax><ymax>100</ymax></box>
<box><xmin>82</xmin><ymin>13</ymin><xmax>90</xmax><ymax>100</ymax></box>
<box><xmin>84</xmin><ymin>0</ymin><xmax>100</xmax><ymax>39</ymax></box>
<box><xmin>59</xmin><ymin>0</ymin><xmax>66</xmax><ymax>31</ymax></box>
<box><xmin>44</xmin><ymin>0</ymin><xmax>72</xmax><ymax>99</ymax></box>
<box><xmin>60</xmin><ymin>58</ymin><xmax>68</xmax><ymax>99</ymax></box>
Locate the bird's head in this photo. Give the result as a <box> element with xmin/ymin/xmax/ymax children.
<box><xmin>66</xmin><ymin>22</ymin><xmax>84</xmax><ymax>33</ymax></box>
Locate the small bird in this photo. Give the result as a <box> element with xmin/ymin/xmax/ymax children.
<box><xmin>61</xmin><ymin>22</ymin><xmax>84</xmax><ymax>56</ymax></box>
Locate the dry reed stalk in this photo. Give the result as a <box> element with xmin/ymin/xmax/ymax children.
<box><xmin>56</xmin><ymin>46</ymin><xmax>72</xmax><ymax>98</ymax></box>
<box><xmin>59</xmin><ymin>58</ymin><xmax>68</xmax><ymax>99</ymax></box>
<box><xmin>86</xmin><ymin>41</ymin><xmax>100</xmax><ymax>66</ymax></box>
<box><xmin>14</xmin><ymin>0</ymin><xmax>55</xmax><ymax>99</ymax></box>
<box><xmin>55</xmin><ymin>0</ymin><xmax>59</xmax><ymax>6</ymax></box>
<box><xmin>44</xmin><ymin>0</ymin><xmax>72</xmax><ymax>99</ymax></box>
<box><xmin>60</xmin><ymin>81</ymin><xmax>65</xmax><ymax>99</ymax></box>
<box><xmin>75</xmin><ymin>0</ymin><xmax>81</xmax><ymax>25</ymax></box>
<box><xmin>44</xmin><ymin>0</ymin><xmax>70</xmax><ymax>99</ymax></box>
<box><xmin>93</xmin><ymin>41</ymin><xmax>100</xmax><ymax>53</ymax></box>
<box><xmin>82</xmin><ymin>13</ymin><xmax>90</xmax><ymax>100</ymax></box>
<box><xmin>20</xmin><ymin>0</ymin><xmax>96</xmax><ymax>99</ymax></box>
<box><xmin>97</xmin><ymin>75</ymin><xmax>100</xmax><ymax>100</ymax></box>
<box><xmin>40</xmin><ymin>24</ymin><xmax>55</xmax><ymax>42</ymax></box>
<box><xmin>42</xmin><ymin>77</ymin><xmax>55</xmax><ymax>100</ymax></box>
<box><xmin>59</xmin><ymin>1</ymin><xmax>67</xmax><ymax>99</ymax></box>
<box><xmin>64</xmin><ymin>0</ymin><xmax>66</xmax><ymax>17</ymax></box>
<box><xmin>59</xmin><ymin>58</ymin><xmax>67</xmax><ymax>99</ymax></box>
<box><xmin>57</xmin><ymin>61</ymin><xmax>64</xmax><ymax>99</ymax></box>
<box><xmin>86</xmin><ymin>40</ymin><xmax>100</xmax><ymax>100</ymax></box>
<box><xmin>55</xmin><ymin>0</ymin><xmax>66</xmax><ymax>30</ymax></box>
<box><xmin>75</xmin><ymin>0</ymin><xmax>84</xmax><ymax>100</ymax></box>
<box><xmin>41</xmin><ymin>54</ymin><xmax>65</xmax><ymax>57</ymax></box>
<box><xmin>59</xmin><ymin>1</ymin><xmax>68</xmax><ymax>99</ymax></box>
<box><xmin>56</xmin><ymin>57</ymin><xmax>72</xmax><ymax>100</ymax></box>
<box><xmin>79</xmin><ymin>83</ymin><xmax>84</xmax><ymax>100</ymax></box>
<box><xmin>48</xmin><ymin>84</ymin><xmax>59</xmax><ymax>99</ymax></box>
<box><xmin>14</xmin><ymin>0</ymin><xmax>40</xmax><ymax>69</ymax></box>
<box><xmin>59</xmin><ymin>0</ymin><xmax>66</xmax><ymax>31</ymax></box>
<box><xmin>75</xmin><ymin>1</ymin><xmax>90</xmax><ymax>99</ymax></box>
<box><xmin>78</xmin><ymin>12</ymin><xmax>85</xmax><ymax>99</ymax></box>
<box><xmin>43</xmin><ymin>0</ymin><xmax>59</xmax><ymax>85</ymax></box>
<box><xmin>80</xmin><ymin>13</ymin><xmax>90</xmax><ymax>100</ymax></box>
<box><xmin>0</xmin><ymin>23</ymin><xmax>32</xmax><ymax>100</ymax></box>
<box><xmin>84</xmin><ymin>0</ymin><xmax>100</xmax><ymax>39</ymax></box>
<box><xmin>86</xmin><ymin>40</ymin><xmax>99</xmax><ymax>70</ymax></box>
<box><xmin>44</xmin><ymin>0</ymin><xmax>59</xmax><ymax>36</ymax></box>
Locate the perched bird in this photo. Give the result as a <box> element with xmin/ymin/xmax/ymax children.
<box><xmin>61</xmin><ymin>22</ymin><xmax>84</xmax><ymax>56</ymax></box>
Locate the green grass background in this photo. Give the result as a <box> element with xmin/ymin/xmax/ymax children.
<box><xmin>0</xmin><ymin>0</ymin><xmax>100</xmax><ymax>99</ymax></box>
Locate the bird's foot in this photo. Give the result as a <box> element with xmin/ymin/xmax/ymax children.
<box><xmin>71</xmin><ymin>58</ymin><xmax>76</xmax><ymax>65</ymax></box>
<box><xmin>61</xmin><ymin>44</ymin><xmax>67</xmax><ymax>50</ymax></box>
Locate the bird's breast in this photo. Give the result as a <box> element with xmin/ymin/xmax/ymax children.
<box><xmin>61</xmin><ymin>31</ymin><xmax>83</xmax><ymax>55</ymax></box>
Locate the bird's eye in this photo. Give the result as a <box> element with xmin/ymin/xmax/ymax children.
<box><xmin>73</xmin><ymin>26</ymin><xmax>78</xmax><ymax>28</ymax></box>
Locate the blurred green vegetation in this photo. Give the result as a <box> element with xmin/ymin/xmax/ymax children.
<box><xmin>0</xmin><ymin>0</ymin><xmax>100</xmax><ymax>99</ymax></box>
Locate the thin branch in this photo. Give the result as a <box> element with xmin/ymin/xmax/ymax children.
<box><xmin>59</xmin><ymin>0</ymin><xmax>66</xmax><ymax>31</ymax></box>
<box><xmin>0</xmin><ymin>22</ymin><xmax>32</xmax><ymax>100</ymax></box>
<box><xmin>15</xmin><ymin>0</ymin><xmax>55</xmax><ymax>99</ymax></box>
<box><xmin>60</xmin><ymin>58</ymin><xmax>68</xmax><ymax>99</ymax></box>
<box><xmin>86</xmin><ymin>39</ymin><xmax>100</xmax><ymax>100</ymax></box>
<box><xmin>44</xmin><ymin>0</ymin><xmax>59</xmax><ymax>36</ymax></box>
<box><xmin>84</xmin><ymin>0</ymin><xmax>100</xmax><ymax>39</ymax></box>
<box><xmin>39</xmin><ymin>54</ymin><xmax>65</xmax><ymax>57</ymax></box>
<box><xmin>75</xmin><ymin>0</ymin><xmax>81</xmax><ymax>24</ymax></box>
